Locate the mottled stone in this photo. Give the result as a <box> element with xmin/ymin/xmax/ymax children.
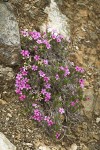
<box><xmin>0</xmin><ymin>2</ymin><xmax>20</xmax><ymax>66</ymax></box>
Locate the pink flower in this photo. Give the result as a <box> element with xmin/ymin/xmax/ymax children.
<box><xmin>32</xmin><ymin>65</ymin><xmax>38</xmax><ymax>71</ymax></box>
<box><xmin>34</xmin><ymin>55</ymin><xmax>40</xmax><ymax>61</ymax></box>
<box><xmin>79</xmin><ymin>79</ymin><xmax>84</xmax><ymax>88</ymax></box>
<box><xmin>75</xmin><ymin>66</ymin><xmax>80</xmax><ymax>72</ymax></box>
<box><xmin>43</xmin><ymin>59</ymin><xmax>48</xmax><ymax>65</ymax></box>
<box><xmin>59</xmin><ymin>66</ymin><xmax>64</xmax><ymax>70</ymax></box>
<box><xmin>16</xmin><ymin>74</ymin><xmax>23</xmax><ymax>80</ymax></box>
<box><xmin>56</xmin><ymin>133</ymin><xmax>60</xmax><ymax>139</ymax></box>
<box><xmin>19</xmin><ymin>94</ymin><xmax>26</xmax><ymax>101</ymax></box>
<box><xmin>64</xmin><ymin>67</ymin><xmax>70</xmax><ymax>76</ymax></box>
<box><xmin>39</xmin><ymin>70</ymin><xmax>45</xmax><ymax>77</ymax></box>
<box><xmin>46</xmin><ymin>43</ymin><xmax>51</xmax><ymax>49</ymax></box>
<box><xmin>80</xmin><ymin>83</ymin><xmax>84</xmax><ymax>88</ymax></box>
<box><xmin>56</xmin><ymin>37</ymin><xmax>61</xmax><ymax>43</ymax></box>
<box><xmin>36</xmin><ymin>39</ymin><xmax>42</xmax><ymax>44</ymax></box>
<box><xmin>21</xmin><ymin>50</ymin><xmax>30</xmax><ymax>58</ymax></box>
<box><xmin>80</xmin><ymin>68</ymin><xmax>84</xmax><ymax>73</ymax></box>
<box><xmin>59</xmin><ymin>108</ymin><xmax>65</xmax><ymax>114</ymax></box>
<box><xmin>51</xmin><ymin>34</ymin><xmax>57</xmax><ymax>39</ymax></box>
<box><xmin>43</xmin><ymin>76</ymin><xmax>50</xmax><ymax>83</ymax></box>
<box><xmin>55</xmin><ymin>74</ymin><xmax>59</xmax><ymax>80</ymax></box>
<box><xmin>42</xmin><ymin>39</ymin><xmax>48</xmax><ymax>45</ymax></box>
<box><xmin>45</xmin><ymin>92</ymin><xmax>51</xmax><ymax>102</ymax></box>
<box><xmin>71</xmin><ymin>101</ymin><xmax>75</xmax><ymax>106</ymax></box>
<box><xmin>19</xmin><ymin>67</ymin><xmax>28</xmax><ymax>76</ymax></box>
<box><xmin>15</xmin><ymin>88</ymin><xmax>22</xmax><ymax>95</ymax></box>
<box><xmin>41</xmin><ymin>89</ymin><xmax>46</xmax><ymax>95</ymax></box>
<box><xmin>25</xmin><ymin>84</ymin><xmax>31</xmax><ymax>90</ymax></box>
<box><xmin>79</xmin><ymin>79</ymin><xmax>84</xmax><ymax>84</ymax></box>
<box><xmin>44</xmin><ymin>83</ymin><xmax>51</xmax><ymax>89</ymax></box>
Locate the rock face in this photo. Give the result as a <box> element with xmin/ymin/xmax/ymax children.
<box><xmin>0</xmin><ymin>132</ymin><xmax>16</xmax><ymax>150</ymax></box>
<box><xmin>0</xmin><ymin>2</ymin><xmax>20</xmax><ymax>66</ymax></box>
<box><xmin>41</xmin><ymin>0</ymin><xmax>70</xmax><ymax>39</ymax></box>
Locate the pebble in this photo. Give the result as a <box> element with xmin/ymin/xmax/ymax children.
<box><xmin>69</xmin><ymin>143</ymin><xmax>78</xmax><ymax>150</ymax></box>
<box><xmin>96</xmin><ymin>117</ymin><xmax>100</xmax><ymax>123</ymax></box>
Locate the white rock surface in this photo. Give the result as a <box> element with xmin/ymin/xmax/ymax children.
<box><xmin>96</xmin><ymin>117</ymin><xmax>100</xmax><ymax>123</ymax></box>
<box><xmin>69</xmin><ymin>143</ymin><xmax>78</xmax><ymax>150</ymax></box>
<box><xmin>0</xmin><ymin>132</ymin><xmax>16</xmax><ymax>150</ymax></box>
<box><xmin>38</xmin><ymin>145</ymin><xmax>51</xmax><ymax>150</ymax></box>
<box><xmin>41</xmin><ymin>0</ymin><xmax>70</xmax><ymax>39</ymax></box>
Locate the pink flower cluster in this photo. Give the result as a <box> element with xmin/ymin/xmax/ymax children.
<box><xmin>38</xmin><ymin>70</ymin><xmax>51</xmax><ymax>102</ymax></box>
<box><xmin>17</xmin><ymin>28</ymin><xmax>87</xmax><ymax>139</ymax></box>
<box><xmin>21</xmin><ymin>50</ymin><xmax>30</xmax><ymax>58</ymax></box>
<box><xmin>15</xmin><ymin>68</ymin><xmax>31</xmax><ymax>101</ymax></box>
<box><xmin>29</xmin><ymin>31</ymin><xmax>51</xmax><ymax>49</ymax></box>
<box><xmin>29</xmin><ymin>31</ymin><xmax>41</xmax><ymax>40</ymax></box>
<box><xmin>32</xmin><ymin>109</ymin><xmax>43</xmax><ymax>122</ymax></box>
<box><xmin>75</xmin><ymin>66</ymin><xmax>84</xmax><ymax>73</ymax></box>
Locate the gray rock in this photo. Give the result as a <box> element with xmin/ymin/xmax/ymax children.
<box><xmin>0</xmin><ymin>2</ymin><xmax>20</xmax><ymax>66</ymax></box>
<box><xmin>0</xmin><ymin>132</ymin><xmax>16</xmax><ymax>150</ymax></box>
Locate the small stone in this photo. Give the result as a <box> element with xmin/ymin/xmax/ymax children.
<box><xmin>69</xmin><ymin>143</ymin><xmax>78</xmax><ymax>150</ymax></box>
<box><xmin>38</xmin><ymin>145</ymin><xmax>50</xmax><ymax>150</ymax></box>
<box><xmin>96</xmin><ymin>117</ymin><xmax>100</xmax><ymax>123</ymax></box>
<box><xmin>23</xmin><ymin>142</ymin><xmax>33</xmax><ymax>147</ymax></box>
<box><xmin>7</xmin><ymin>113</ymin><xmax>12</xmax><ymax>118</ymax></box>
<box><xmin>0</xmin><ymin>99</ymin><xmax>7</xmax><ymax>105</ymax></box>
